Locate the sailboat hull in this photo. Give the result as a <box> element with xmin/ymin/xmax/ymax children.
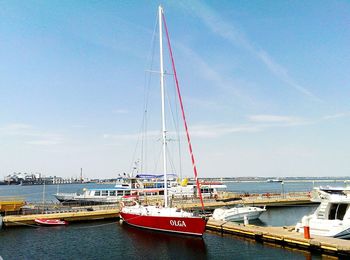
<box><xmin>120</xmin><ymin>212</ymin><xmax>206</xmax><ymax>236</ymax></box>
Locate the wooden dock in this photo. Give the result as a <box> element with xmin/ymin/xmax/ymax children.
<box><xmin>175</xmin><ymin>193</ymin><xmax>317</xmax><ymax>210</ymax></box>
<box><xmin>206</xmin><ymin>219</ymin><xmax>350</xmax><ymax>257</ymax></box>
<box><xmin>3</xmin><ymin>207</ymin><xmax>120</xmax><ymax>227</ymax></box>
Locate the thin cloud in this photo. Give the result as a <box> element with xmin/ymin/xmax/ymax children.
<box><xmin>103</xmin><ymin>130</ymin><xmax>161</xmax><ymax>142</ymax></box>
<box><xmin>0</xmin><ymin>123</ymin><xmax>64</xmax><ymax>145</ymax></box>
<box><xmin>322</xmin><ymin>112</ymin><xmax>350</xmax><ymax>120</ymax></box>
<box><xmin>104</xmin><ymin>124</ymin><xmax>259</xmax><ymax>143</ymax></box>
<box><xmin>103</xmin><ymin>133</ymin><xmax>139</xmax><ymax>141</ymax></box>
<box><xmin>184</xmin><ymin>97</ymin><xmax>220</xmax><ymax>109</ymax></box>
<box><xmin>105</xmin><ymin>110</ymin><xmax>350</xmax><ymax>143</ymax></box>
<box><xmin>178</xmin><ymin>43</ymin><xmax>255</xmax><ymax>105</ymax></box>
<box><xmin>248</xmin><ymin>115</ymin><xmax>302</xmax><ymax>124</ymax></box>
<box><xmin>24</xmin><ymin>133</ymin><xmax>64</xmax><ymax>146</ymax></box>
<box><xmin>0</xmin><ymin>123</ymin><xmax>33</xmax><ymax>134</ymax></box>
<box><xmin>190</xmin><ymin>124</ymin><xmax>262</xmax><ymax>138</ymax></box>
<box><xmin>184</xmin><ymin>1</ymin><xmax>320</xmax><ymax>101</ymax></box>
<box><xmin>26</xmin><ymin>140</ymin><xmax>62</xmax><ymax>146</ymax></box>
<box><xmin>71</xmin><ymin>124</ymin><xmax>87</xmax><ymax>128</ymax></box>
<box><xmin>112</xmin><ymin>109</ymin><xmax>129</xmax><ymax>114</ymax></box>
<box><xmin>257</xmin><ymin>51</ymin><xmax>320</xmax><ymax>101</ymax></box>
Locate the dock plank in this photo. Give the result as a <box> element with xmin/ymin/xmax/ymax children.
<box><xmin>206</xmin><ymin>219</ymin><xmax>350</xmax><ymax>256</ymax></box>
<box><xmin>3</xmin><ymin>208</ymin><xmax>120</xmax><ymax>226</ymax></box>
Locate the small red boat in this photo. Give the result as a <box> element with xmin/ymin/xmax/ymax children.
<box><xmin>34</xmin><ymin>218</ymin><xmax>68</xmax><ymax>226</ymax></box>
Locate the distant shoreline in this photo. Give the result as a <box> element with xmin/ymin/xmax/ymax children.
<box><xmin>220</xmin><ymin>179</ymin><xmax>350</xmax><ymax>183</ymax></box>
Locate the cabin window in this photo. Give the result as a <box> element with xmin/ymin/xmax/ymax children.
<box><xmin>102</xmin><ymin>190</ymin><xmax>108</xmax><ymax>196</ymax></box>
<box><xmin>109</xmin><ymin>191</ymin><xmax>116</xmax><ymax>196</ymax></box>
<box><xmin>329</xmin><ymin>203</ymin><xmax>348</xmax><ymax>220</ymax></box>
<box><xmin>94</xmin><ymin>191</ymin><xmax>101</xmax><ymax>196</ymax></box>
<box><xmin>117</xmin><ymin>191</ymin><xmax>123</xmax><ymax>196</ymax></box>
<box><xmin>201</xmin><ymin>188</ymin><xmax>213</xmax><ymax>194</ymax></box>
<box><xmin>336</xmin><ymin>204</ymin><xmax>348</xmax><ymax>220</ymax></box>
<box><xmin>125</xmin><ymin>190</ymin><xmax>131</xmax><ymax>195</ymax></box>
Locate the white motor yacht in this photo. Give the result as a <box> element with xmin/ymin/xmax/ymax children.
<box><xmin>211</xmin><ymin>204</ymin><xmax>266</xmax><ymax>222</ymax></box>
<box><xmin>295</xmin><ymin>186</ymin><xmax>350</xmax><ymax>239</ymax></box>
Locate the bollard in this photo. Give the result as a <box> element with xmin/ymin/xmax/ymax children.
<box><xmin>243</xmin><ymin>215</ymin><xmax>249</xmax><ymax>225</ymax></box>
<box><xmin>302</xmin><ymin>216</ymin><xmax>310</xmax><ymax>239</ymax></box>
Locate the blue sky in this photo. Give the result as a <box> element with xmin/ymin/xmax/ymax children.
<box><xmin>0</xmin><ymin>0</ymin><xmax>349</xmax><ymax>178</ymax></box>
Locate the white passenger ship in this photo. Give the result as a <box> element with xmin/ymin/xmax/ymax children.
<box><xmin>54</xmin><ymin>176</ymin><xmax>227</xmax><ymax>205</ymax></box>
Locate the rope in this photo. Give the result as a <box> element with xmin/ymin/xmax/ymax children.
<box><xmin>71</xmin><ymin>221</ymin><xmax>117</xmax><ymax>229</ymax></box>
<box><xmin>6</xmin><ymin>221</ymin><xmax>39</xmax><ymax>228</ymax></box>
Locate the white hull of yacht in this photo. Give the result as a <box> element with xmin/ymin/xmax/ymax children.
<box><xmin>295</xmin><ymin>186</ymin><xmax>350</xmax><ymax>239</ymax></box>
<box><xmin>211</xmin><ymin>206</ymin><xmax>266</xmax><ymax>222</ymax></box>
<box><xmin>295</xmin><ymin>219</ymin><xmax>350</xmax><ymax>239</ymax></box>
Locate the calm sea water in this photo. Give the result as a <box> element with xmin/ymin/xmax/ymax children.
<box><xmin>0</xmin><ymin>219</ymin><xmax>323</xmax><ymax>260</ymax></box>
<box><xmin>0</xmin><ymin>179</ymin><xmax>347</xmax><ymax>202</ymax></box>
<box><xmin>0</xmin><ymin>180</ymin><xmax>345</xmax><ymax>259</ymax></box>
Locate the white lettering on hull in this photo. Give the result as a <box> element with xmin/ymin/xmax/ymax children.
<box><xmin>170</xmin><ymin>220</ymin><xmax>187</xmax><ymax>227</ymax></box>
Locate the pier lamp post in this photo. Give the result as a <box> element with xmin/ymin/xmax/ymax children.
<box><xmin>281</xmin><ymin>181</ymin><xmax>285</xmax><ymax>198</ymax></box>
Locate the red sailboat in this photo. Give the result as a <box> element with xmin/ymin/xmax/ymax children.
<box><xmin>120</xmin><ymin>6</ymin><xmax>206</xmax><ymax>236</ymax></box>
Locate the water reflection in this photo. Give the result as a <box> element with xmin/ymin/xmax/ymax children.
<box><xmin>121</xmin><ymin>224</ymin><xmax>207</xmax><ymax>259</ymax></box>
<box><xmin>259</xmin><ymin>206</ymin><xmax>318</xmax><ymax>226</ymax></box>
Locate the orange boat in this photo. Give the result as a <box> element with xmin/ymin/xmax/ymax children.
<box><xmin>0</xmin><ymin>199</ymin><xmax>25</xmax><ymax>213</ymax></box>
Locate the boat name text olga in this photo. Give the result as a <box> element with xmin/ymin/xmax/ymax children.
<box><xmin>170</xmin><ymin>220</ymin><xmax>187</xmax><ymax>227</ymax></box>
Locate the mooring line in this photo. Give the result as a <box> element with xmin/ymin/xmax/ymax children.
<box><xmin>71</xmin><ymin>221</ymin><xmax>118</xmax><ymax>229</ymax></box>
<box><xmin>6</xmin><ymin>221</ymin><xmax>39</xmax><ymax>228</ymax></box>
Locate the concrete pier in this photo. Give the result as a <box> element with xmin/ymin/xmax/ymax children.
<box><xmin>175</xmin><ymin>193</ymin><xmax>316</xmax><ymax>211</ymax></box>
<box><xmin>206</xmin><ymin>219</ymin><xmax>350</xmax><ymax>257</ymax></box>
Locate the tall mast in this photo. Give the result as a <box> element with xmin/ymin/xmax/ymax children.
<box><xmin>159</xmin><ymin>5</ymin><xmax>168</xmax><ymax>207</ymax></box>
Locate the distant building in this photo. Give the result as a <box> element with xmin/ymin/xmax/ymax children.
<box><xmin>3</xmin><ymin>172</ymin><xmax>85</xmax><ymax>185</ymax></box>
